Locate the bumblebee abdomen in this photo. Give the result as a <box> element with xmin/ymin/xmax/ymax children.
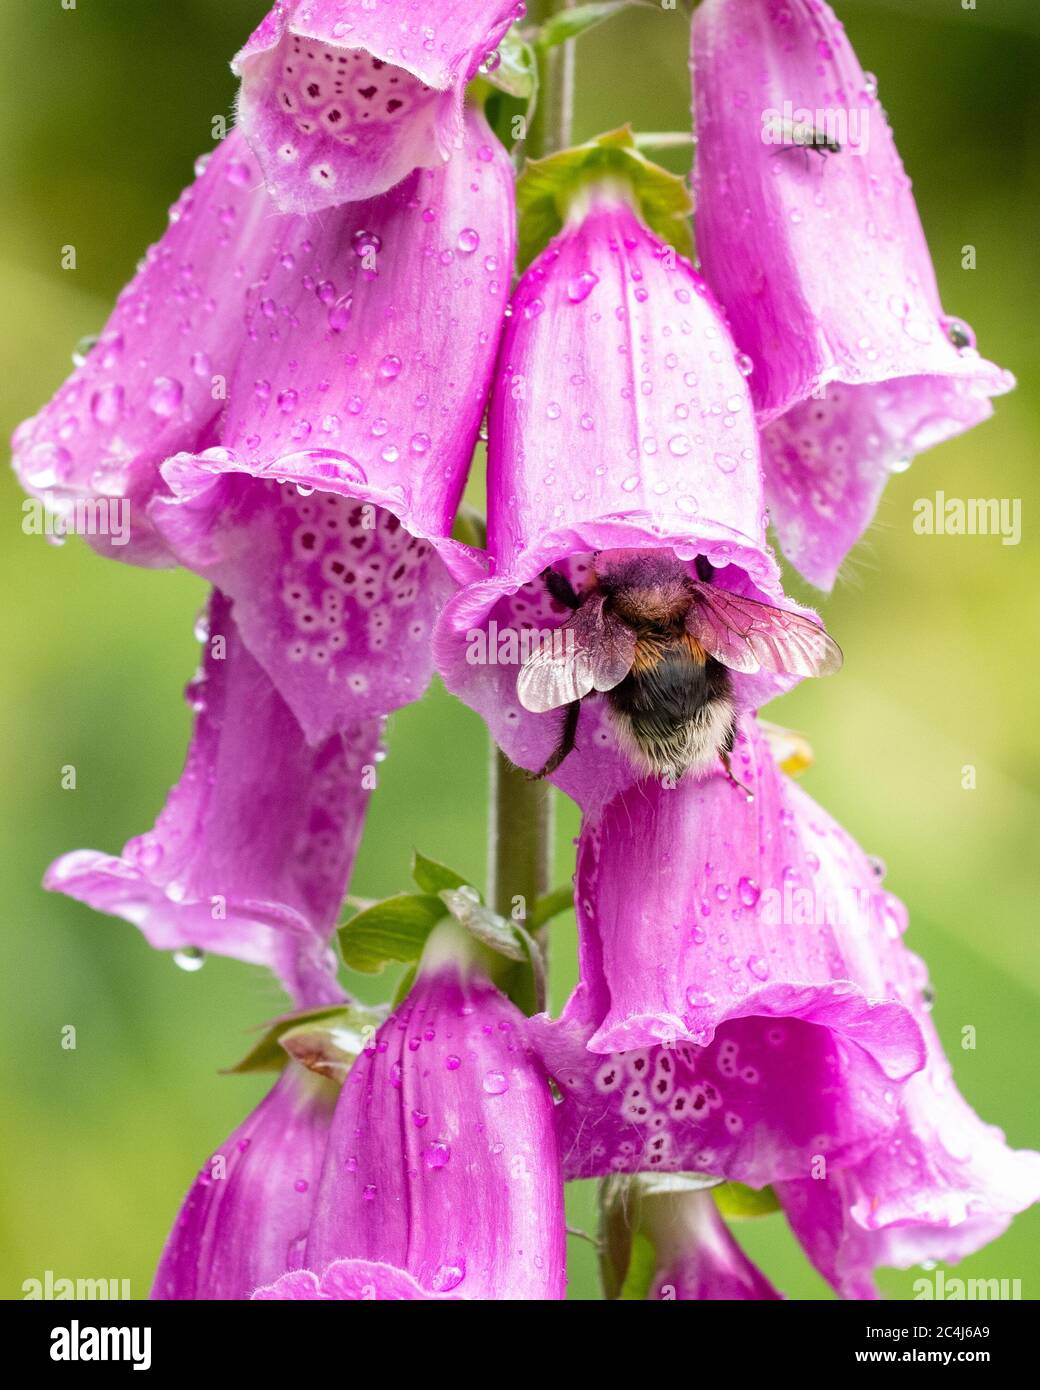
<box><xmin>608</xmin><ymin>641</ymin><xmax>734</xmax><ymax>778</ymax></box>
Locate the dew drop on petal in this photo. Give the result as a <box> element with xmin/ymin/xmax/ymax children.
<box><xmin>431</xmin><ymin>1262</ymin><xmax>465</xmax><ymax>1292</ymax></box>
<box><xmin>567</xmin><ymin>271</ymin><xmax>599</xmax><ymax>304</ymax></box>
<box><xmin>148</xmin><ymin>376</ymin><xmax>183</xmax><ymax>417</ymax></box>
<box><xmin>328</xmin><ymin>294</ymin><xmax>354</xmax><ymax>332</ymax></box>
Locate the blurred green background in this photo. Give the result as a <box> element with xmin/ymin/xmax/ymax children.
<box><xmin>1</xmin><ymin>0</ymin><xmax>1037</xmax><ymax>1302</ymax></box>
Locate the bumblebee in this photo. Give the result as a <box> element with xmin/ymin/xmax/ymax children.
<box><xmin>517</xmin><ymin>551</ymin><xmax>842</xmax><ymax>790</ymax></box>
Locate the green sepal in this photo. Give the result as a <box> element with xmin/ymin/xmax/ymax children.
<box><xmin>411</xmin><ymin>850</ymin><xmax>470</xmax><ymax>896</ymax></box>
<box><xmin>537</xmin><ymin>1</ymin><xmax>646</xmax><ymax>50</ymax></box>
<box><xmin>277</xmin><ymin>1003</ymin><xmax>387</xmax><ymax>1084</ymax></box>
<box><xmin>337</xmin><ymin>893</ymin><xmax>446</xmax><ymax>973</ymax></box>
<box><xmin>516</xmin><ymin>125</ymin><xmax>693</xmax><ymax>270</ymax></box>
<box><xmin>638</xmin><ymin>1171</ymin><xmax>722</xmax><ymax>1198</ymax></box>
<box><xmin>713</xmin><ymin>1181</ymin><xmax>781</xmax><ymax>1219</ymax></box>
<box><xmin>479</xmin><ymin>28</ymin><xmax>537</xmax><ymax>101</ymax></box>
<box><xmin>224</xmin><ymin>1003</ymin><xmax>377</xmax><ymax>1077</ymax></box>
<box><xmin>438</xmin><ymin>886</ymin><xmax>526</xmax><ymax>963</ymax></box>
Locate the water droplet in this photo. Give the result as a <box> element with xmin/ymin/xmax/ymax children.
<box><xmin>352</xmin><ymin>229</ymin><xmax>382</xmax><ymax>258</ymax></box>
<box><xmin>523</xmin><ymin>298</ymin><xmax>545</xmax><ymax>320</ymax></box>
<box><xmin>379</xmin><ymin>354</ymin><xmax>402</xmax><ymax>380</ymax></box>
<box><xmin>71</xmin><ymin>333</ymin><xmax>99</xmax><ymax>367</ymax></box>
<box><xmin>22</xmin><ymin>442</ymin><xmax>72</xmax><ymax>487</ymax></box>
<box><xmin>328</xmin><ymin>294</ymin><xmax>354</xmax><ymax>332</ymax></box>
<box><xmin>747</xmin><ymin>955</ymin><xmax>770</xmax><ymax>981</ymax></box>
<box><xmin>567</xmin><ymin>271</ymin><xmax>599</xmax><ymax>304</ymax></box>
<box><xmin>293</xmin><ymin>1178</ymin><xmax>309</xmax><ymax>1193</ymax></box>
<box><xmin>736</xmin><ymin>353</ymin><xmax>755</xmax><ymax>377</ymax></box>
<box><xmin>226</xmin><ymin>159</ymin><xmax>252</xmax><ymax>187</ymax></box>
<box><xmin>445</xmin><ymin>1055</ymin><xmax>461</xmax><ymax>1071</ymax></box>
<box><xmin>277</xmin><ymin>389</ymin><xmax>298</xmax><ymax>414</ymax></box>
<box><xmin>431</xmin><ymin>1262</ymin><xmax>465</xmax><ymax>1292</ymax></box>
<box><xmin>423</xmin><ymin>1141</ymin><xmax>451</xmax><ymax>1169</ymax></box>
<box><xmin>148</xmin><ymin>376</ymin><xmax>183</xmax><ymax>417</ymax></box>
<box><xmin>173</xmin><ymin>947</ymin><xmax>205</xmax><ymax>973</ymax></box>
<box><xmin>482</xmin><ymin>1070</ymin><xmax>509</xmax><ymax>1095</ymax></box>
<box><xmin>738</xmin><ymin>876</ymin><xmax>761</xmax><ymax>908</ymax></box>
<box><xmin>685</xmin><ymin>989</ymin><xmax>716</xmax><ymax>1009</ymax></box>
<box><xmin>456</xmin><ymin>227</ymin><xmax>480</xmax><ymax>255</ymax></box>
<box><xmin>668</xmin><ymin>434</ymin><xmax>690</xmax><ymax>457</ymax></box>
<box><xmin>409</xmin><ymin>432</ymin><xmax>431</xmax><ymax>455</ymax></box>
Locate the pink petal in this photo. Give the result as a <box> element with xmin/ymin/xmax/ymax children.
<box><xmin>149</xmin><ymin>106</ymin><xmax>510</xmax><ymax>742</ymax></box>
<box><xmin>152</xmin><ymin>1064</ymin><xmax>338</xmax><ymax>1300</ymax></box>
<box><xmin>46</xmin><ymin>591</ymin><xmax>377</xmax><ymax>1006</ymax></box>
<box><xmin>691</xmin><ymin>0</ymin><xmax>1013</xmax><ymax>588</ymax></box>
<box><xmin>233</xmin><ymin>0</ymin><xmax>519</xmax><ymax>210</ymax></box>
<box><xmin>305</xmin><ymin>946</ymin><xmax>566</xmax><ymax>1300</ymax></box>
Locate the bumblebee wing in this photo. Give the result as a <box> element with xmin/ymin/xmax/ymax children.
<box><xmin>686</xmin><ymin>583</ymin><xmax>843</xmax><ymax>678</ymax></box>
<box><xmin>516</xmin><ymin>596</ymin><xmax>636</xmax><ymax>713</ymax></box>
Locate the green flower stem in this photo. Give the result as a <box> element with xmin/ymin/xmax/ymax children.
<box><xmin>528</xmin><ymin>0</ymin><xmax>577</xmax><ymax>160</ymax></box>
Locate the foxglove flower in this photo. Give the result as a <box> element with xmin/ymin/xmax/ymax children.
<box><xmin>436</xmin><ymin>186</ymin><xmax>834</xmax><ymax>812</ymax></box>
<box><xmin>298</xmin><ymin>920</ymin><xmax>566</xmax><ymax>1299</ymax></box>
<box><xmin>233</xmin><ymin>0</ymin><xmax>520</xmax><ymax>212</ymax></box>
<box><xmin>603</xmin><ymin>1182</ymin><xmax>781</xmax><ymax>1301</ymax></box>
<box><xmin>15</xmin><ymin>112</ymin><xmax>511</xmax><ymax>743</ymax></box>
<box><xmin>153</xmin><ymin>1059</ymin><xmax>339</xmax><ymax>1300</ymax></box>
<box><xmin>777</xmin><ymin>954</ymin><xmax>1040</xmax><ymax>1298</ymax></box>
<box><xmin>528</xmin><ymin>718</ymin><xmax>926</xmax><ymax>1188</ymax></box>
<box><xmin>149</xmin><ymin>105</ymin><xmax>511</xmax><ymax>743</ymax></box>
<box><xmin>691</xmin><ymin>0</ymin><xmax>1013</xmax><ymax>588</ymax></box>
<box><xmin>47</xmin><ymin>592</ymin><xmax>377</xmax><ymax>1006</ymax></box>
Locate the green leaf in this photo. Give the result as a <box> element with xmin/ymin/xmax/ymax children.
<box><xmin>411</xmin><ymin>850</ymin><xmax>471</xmax><ymax>897</ymax></box>
<box><xmin>516</xmin><ymin>125</ymin><xmax>693</xmax><ymax>270</ymax></box>
<box><xmin>617</xmin><ymin>1231</ymin><xmax>657</xmax><ymax>1301</ymax></box>
<box><xmin>713</xmin><ymin>1181</ymin><xmax>781</xmax><ymax>1219</ymax></box>
<box><xmin>277</xmin><ymin>1003</ymin><xmax>387</xmax><ymax>1083</ymax></box>
<box><xmin>224</xmin><ymin>1005</ymin><xmax>361</xmax><ymax>1076</ymax></box>
<box><xmin>480</xmin><ymin>28</ymin><xmax>537</xmax><ymax>101</ymax></box>
<box><xmin>530</xmin><ymin>884</ymin><xmax>574</xmax><ymax>930</ymax></box>
<box><xmin>438</xmin><ymin>887</ymin><xmax>526</xmax><ymax>963</ymax></box>
<box><xmin>538</xmin><ymin>1</ymin><xmax>640</xmax><ymax>49</ymax></box>
<box><xmin>337</xmin><ymin>894</ymin><xmax>446</xmax><ymax>974</ymax></box>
